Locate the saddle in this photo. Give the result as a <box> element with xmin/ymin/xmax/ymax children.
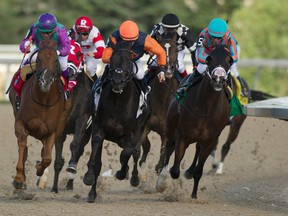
<box><xmin>20</xmin><ymin>63</ymin><xmax>36</xmax><ymax>81</ymax></box>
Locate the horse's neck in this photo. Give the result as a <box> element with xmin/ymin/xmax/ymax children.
<box><xmin>192</xmin><ymin>75</ymin><xmax>225</xmax><ymax>110</ymax></box>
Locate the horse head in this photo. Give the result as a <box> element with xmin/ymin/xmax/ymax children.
<box><xmin>156</xmin><ymin>33</ymin><xmax>178</xmax><ymax>78</ymax></box>
<box><xmin>109</xmin><ymin>41</ymin><xmax>135</xmax><ymax>94</ymax></box>
<box><xmin>34</xmin><ymin>41</ymin><xmax>61</xmax><ymax>92</ymax></box>
<box><xmin>205</xmin><ymin>43</ymin><xmax>232</xmax><ymax>91</ymax></box>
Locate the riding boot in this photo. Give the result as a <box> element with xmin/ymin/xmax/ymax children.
<box><xmin>137</xmin><ymin>78</ymin><xmax>151</xmax><ymax>110</ymax></box>
<box><xmin>176</xmin><ymin>69</ymin><xmax>201</xmax><ymax>98</ymax></box>
<box><xmin>91</xmin><ymin>74</ymin><xmax>98</xmax><ymax>82</ymax></box>
<box><xmin>145</xmin><ymin>66</ymin><xmax>157</xmax><ymax>84</ymax></box>
<box><xmin>61</xmin><ymin>69</ymin><xmax>70</xmax><ymax>100</ymax></box>
<box><xmin>12</xmin><ymin>70</ymin><xmax>25</xmax><ymax>97</ymax></box>
<box><xmin>93</xmin><ymin>65</ymin><xmax>109</xmax><ymax>94</ymax></box>
<box><xmin>237</xmin><ymin>76</ymin><xmax>248</xmax><ymax>97</ymax></box>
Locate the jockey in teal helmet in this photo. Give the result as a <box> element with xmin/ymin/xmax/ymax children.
<box><xmin>177</xmin><ymin>18</ymin><xmax>248</xmax><ymax>99</ymax></box>
<box><xmin>208</xmin><ymin>18</ymin><xmax>228</xmax><ymax>38</ymax></box>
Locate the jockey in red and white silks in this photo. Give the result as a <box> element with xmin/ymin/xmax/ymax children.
<box><xmin>67</xmin><ymin>16</ymin><xmax>105</xmax><ymax>79</ymax></box>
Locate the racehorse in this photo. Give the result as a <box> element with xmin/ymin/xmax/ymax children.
<box><xmin>9</xmin><ymin>42</ymin><xmax>72</xmax><ymax>190</ymax></box>
<box><xmin>83</xmin><ymin>40</ymin><xmax>150</xmax><ymax>203</ymax></box>
<box><xmin>51</xmin><ymin>40</ymin><xmax>93</xmax><ymax>193</ymax></box>
<box><xmin>139</xmin><ymin>33</ymin><xmax>179</xmax><ymax>173</ymax></box>
<box><xmin>156</xmin><ymin>44</ymin><xmax>232</xmax><ymax>199</ymax></box>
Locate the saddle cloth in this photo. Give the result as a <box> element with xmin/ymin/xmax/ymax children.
<box><xmin>93</xmin><ymin>88</ymin><xmax>145</xmax><ymax>118</ymax></box>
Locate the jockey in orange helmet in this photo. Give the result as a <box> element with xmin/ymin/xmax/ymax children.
<box><xmin>101</xmin><ymin>20</ymin><xmax>167</xmax><ymax>108</ymax></box>
<box><xmin>67</xmin><ymin>16</ymin><xmax>105</xmax><ymax>80</ymax></box>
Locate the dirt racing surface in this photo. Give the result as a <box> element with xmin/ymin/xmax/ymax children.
<box><xmin>0</xmin><ymin>103</ymin><xmax>287</xmax><ymax>216</ymax></box>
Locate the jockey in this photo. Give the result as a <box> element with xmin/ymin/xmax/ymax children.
<box><xmin>67</xmin><ymin>16</ymin><xmax>105</xmax><ymax>81</ymax></box>
<box><xmin>149</xmin><ymin>13</ymin><xmax>197</xmax><ymax>78</ymax></box>
<box><xmin>101</xmin><ymin>20</ymin><xmax>167</xmax><ymax>108</ymax></box>
<box><xmin>14</xmin><ymin>12</ymin><xmax>71</xmax><ymax>97</ymax></box>
<box><xmin>177</xmin><ymin>18</ymin><xmax>247</xmax><ymax>97</ymax></box>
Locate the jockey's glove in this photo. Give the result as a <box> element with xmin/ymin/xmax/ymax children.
<box><xmin>24</xmin><ymin>41</ymin><xmax>31</xmax><ymax>52</ymax></box>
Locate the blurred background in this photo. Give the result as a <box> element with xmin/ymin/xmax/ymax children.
<box><xmin>0</xmin><ymin>0</ymin><xmax>287</xmax><ymax>100</ymax></box>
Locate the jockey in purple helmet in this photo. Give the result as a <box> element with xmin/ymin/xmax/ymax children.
<box><xmin>14</xmin><ymin>12</ymin><xmax>70</xmax><ymax>100</ymax></box>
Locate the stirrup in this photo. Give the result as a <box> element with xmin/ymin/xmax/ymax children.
<box><xmin>176</xmin><ymin>87</ymin><xmax>186</xmax><ymax>99</ymax></box>
<box><xmin>64</xmin><ymin>90</ymin><xmax>71</xmax><ymax>100</ymax></box>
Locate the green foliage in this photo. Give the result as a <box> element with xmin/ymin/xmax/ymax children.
<box><xmin>0</xmin><ymin>0</ymin><xmax>287</xmax><ymax>96</ymax></box>
<box><xmin>231</xmin><ymin>0</ymin><xmax>288</xmax><ymax>58</ymax></box>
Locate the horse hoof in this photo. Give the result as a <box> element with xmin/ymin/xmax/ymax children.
<box><xmin>51</xmin><ymin>187</ymin><xmax>58</xmax><ymax>194</ymax></box>
<box><xmin>115</xmin><ymin>170</ymin><xmax>127</xmax><ymax>180</ymax></box>
<box><xmin>130</xmin><ymin>176</ymin><xmax>140</xmax><ymax>187</ymax></box>
<box><xmin>155</xmin><ymin>164</ymin><xmax>163</xmax><ymax>174</ymax></box>
<box><xmin>184</xmin><ymin>170</ymin><xmax>193</xmax><ymax>179</ymax></box>
<box><xmin>12</xmin><ymin>179</ymin><xmax>25</xmax><ymax>190</ymax></box>
<box><xmin>169</xmin><ymin>167</ymin><xmax>180</xmax><ymax>179</ymax></box>
<box><xmin>87</xmin><ymin>190</ymin><xmax>97</xmax><ymax>203</ymax></box>
<box><xmin>66</xmin><ymin>164</ymin><xmax>77</xmax><ymax>174</ymax></box>
<box><xmin>83</xmin><ymin>172</ymin><xmax>95</xmax><ymax>186</ymax></box>
<box><xmin>65</xmin><ymin>179</ymin><xmax>74</xmax><ymax>191</ymax></box>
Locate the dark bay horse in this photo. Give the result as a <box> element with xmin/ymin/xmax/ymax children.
<box><xmin>51</xmin><ymin>40</ymin><xmax>93</xmax><ymax>193</ymax></box>
<box><xmin>139</xmin><ymin>33</ymin><xmax>179</xmax><ymax>173</ymax></box>
<box><xmin>9</xmin><ymin>45</ymin><xmax>72</xmax><ymax>190</ymax></box>
<box><xmin>83</xmin><ymin>41</ymin><xmax>150</xmax><ymax>203</ymax></box>
<box><xmin>156</xmin><ymin>44</ymin><xmax>232</xmax><ymax>199</ymax></box>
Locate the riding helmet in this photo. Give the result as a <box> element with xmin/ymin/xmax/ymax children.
<box><xmin>208</xmin><ymin>18</ymin><xmax>228</xmax><ymax>38</ymax></box>
<box><xmin>75</xmin><ymin>16</ymin><xmax>93</xmax><ymax>33</ymax></box>
<box><xmin>161</xmin><ymin>13</ymin><xmax>180</xmax><ymax>28</ymax></box>
<box><xmin>119</xmin><ymin>20</ymin><xmax>139</xmax><ymax>41</ymax></box>
<box><xmin>37</xmin><ymin>13</ymin><xmax>57</xmax><ymax>33</ymax></box>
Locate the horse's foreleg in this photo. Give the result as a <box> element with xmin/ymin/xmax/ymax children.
<box><xmin>216</xmin><ymin>115</ymin><xmax>246</xmax><ymax>174</ymax></box>
<box><xmin>83</xmin><ymin>126</ymin><xmax>103</xmax><ymax>186</ymax></box>
<box><xmin>130</xmin><ymin>146</ymin><xmax>141</xmax><ymax>187</ymax></box>
<box><xmin>170</xmin><ymin>139</ymin><xmax>187</xmax><ymax>179</ymax></box>
<box><xmin>14</xmin><ymin>135</ymin><xmax>28</xmax><ymax>189</ymax></box>
<box><xmin>51</xmin><ymin>133</ymin><xmax>66</xmax><ymax>193</ymax></box>
<box><xmin>156</xmin><ymin>139</ymin><xmax>175</xmax><ymax>192</ymax></box>
<box><xmin>191</xmin><ymin>140</ymin><xmax>217</xmax><ymax>199</ymax></box>
<box><xmin>184</xmin><ymin>143</ymin><xmax>201</xmax><ymax>179</ymax></box>
<box><xmin>67</xmin><ymin>120</ymin><xmax>92</xmax><ymax>173</ymax></box>
<box><xmin>139</xmin><ymin>136</ymin><xmax>151</xmax><ymax>167</ymax></box>
<box><xmin>36</xmin><ymin>134</ymin><xmax>55</xmax><ymax>176</ymax></box>
<box><xmin>87</xmin><ymin>141</ymin><xmax>103</xmax><ymax>203</ymax></box>
<box><xmin>155</xmin><ymin>133</ymin><xmax>167</xmax><ymax>173</ymax></box>
<box><xmin>116</xmin><ymin>145</ymin><xmax>133</xmax><ymax>181</ymax></box>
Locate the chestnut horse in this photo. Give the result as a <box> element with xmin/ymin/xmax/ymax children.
<box><xmin>156</xmin><ymin>44</ymin><xmax>232</xmax><ymax>199</ymax></box>
<box><xmin>9</xmin><ymin>45</ymin><xmax>72</xmax><ymax>190</ymax></box>
<box><xmin>139</xmin><ymin>33</ymin><xmax>179</xmax><ymax>173</ymax></box>
<box><xmin>83</xmin><ymin>41</ymin><xmax>150</xmax><ymax>203</ymax></box>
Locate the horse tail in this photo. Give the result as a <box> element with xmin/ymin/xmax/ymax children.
<box><xmin>250</xmin><ymin>90</ymin><xmax>276</xmax><ymax>102</ymax></box>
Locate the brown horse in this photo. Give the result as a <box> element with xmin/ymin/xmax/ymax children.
<box><xmin>156</xmin><ymin>44</ymin><xmax>232</xmax><ymax>199</ymax></box>
<box><xmin>139</xmin><ymin>33</ymin><xmax>179</xmax><ymax>173</ymax></box>
<box><xmin>9</xmin><ymin>44</ymin><xmax>72</xmax><ymax>190</ymax></box>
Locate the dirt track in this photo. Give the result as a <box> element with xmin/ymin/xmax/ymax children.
<box><xmin>0</xmin><ymin>103</ymin><xmax>287</xmax><ymax>216</ymax></box>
